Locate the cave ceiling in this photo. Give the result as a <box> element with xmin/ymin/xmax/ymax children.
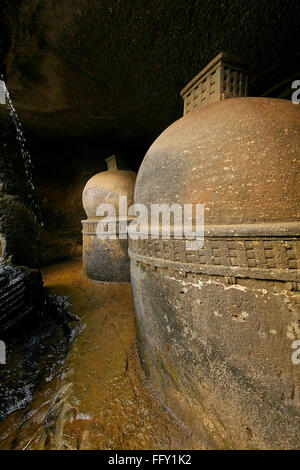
<box><xmin>0</xmin><ymin>0</ymin><xmax>300</xmax><ymax>154</ymax></box>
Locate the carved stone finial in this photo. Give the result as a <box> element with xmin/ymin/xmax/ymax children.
<box><xmin>181</xmin><ymin>51</ymin><xmax>248</xmax><ymax>115</ymax></box>
<box><xmin>105</xmin><ymin>155</ymin><xmax>118</xmax><ymax>170</ymax></box>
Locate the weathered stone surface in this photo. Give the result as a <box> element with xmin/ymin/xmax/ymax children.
<box><xmin>82</xmin><ymin>169</ymin><xmax>136</xmax><ymax>282</ymax></box>
<box><xmin>0</xmin><ymin>121</ymin><xmax>41</xmax><ymax>267</ymax></box>
<box><xmin>32</xmin><ymin>140</ymin><xmax>111</xmax><ymax>266</ymax></box>
<box><xmin>0</xmin><ymin>1</ymin><xmax>300</xmax><ymax>268</ymax></box>
<box><xmin>0</xmin><ymin>264</ymin><xmax>43</xmax><ymax>334</ymax></box>
<box><xmin>129</xmin><ymin>98</ymin><xmax>300</xmax><ymax>449</ymax></box>
<box><xmin>135</xmin><ymin>98</ymin><xmax>299</xmax><ymax>224</ymax></box>
<box><xmin>82</xmin><ymin>170</ymin><xmax>136</xmax><ymax>219</ymax></box>
<box><xmin>1</xmin><ymin>0</ymin><xmax>300</xmax><ymax>141</ymax></box>
<box><xmin>82</xmin><ymin>221</ymin><xmax>131</xmax><ymax>283</ymax></box>
<box><xmin>181</xmin><ymin>52</ymin><xmax>248</xmax><ymax>114</ymax></box>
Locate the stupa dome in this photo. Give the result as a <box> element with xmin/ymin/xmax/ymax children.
<box><xmin>82</xmin><ymin>156</ymin><xmax>137</xmax><ymax>282</ymax></box>
<box><xmin>130</xmin><ymin>97</ymin><xmax>300</xmax><ymax>449</ymax></box>
<box><xmin>83</xmin><ymin>169</ymin><xmax>136</xmax><ymax>219</ymax></box>
<box><xmin>135</xmin><ymin>97</ymin><xmax>300</xmax><ymax>225</ymax></box>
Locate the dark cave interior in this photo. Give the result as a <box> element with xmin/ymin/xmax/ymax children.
<box><xmin>0</xmin><ymin>0</ymin><xmax>299</xmax><ymax>451</ymax></box>
<box><xmin>0</xmin><ymin>0</ymin><xmax>300</xmax><ymax>267</ymax></box>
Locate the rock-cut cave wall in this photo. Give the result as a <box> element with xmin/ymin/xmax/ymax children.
<box><xmin>0</xmin><ymin>0</ymin><xmax>300</xmax><ymax>268</ymax></box>
<box><xmin>0</xmin><ymin>121</ymin><xmax>40</xmax><ymax>267</ymax></box>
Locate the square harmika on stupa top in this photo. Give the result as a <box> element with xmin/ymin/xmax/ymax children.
<box><xmin>180</xmin><ymin>51</ymin><xmax>248</xmax><ymax>115</ymax></box>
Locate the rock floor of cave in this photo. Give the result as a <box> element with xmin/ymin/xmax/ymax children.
<box><xmin>0</xmin><ymin>259</ymin><xmax>192</xmax><ymax>450</ymax></box>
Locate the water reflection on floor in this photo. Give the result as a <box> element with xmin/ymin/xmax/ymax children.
<box><xmin>0</xmin><ymin>259</ymin><xmax>189</xmax><ymax>450</ymax></box>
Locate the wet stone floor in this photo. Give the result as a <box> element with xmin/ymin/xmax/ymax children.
<box><xmin>0</xmin><ymin>259</ymin><xmax>190</xmax><ymax>450</ymax></box>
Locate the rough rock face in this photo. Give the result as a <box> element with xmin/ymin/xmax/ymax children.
<box><xmin>82</xmin><ymin>169</ymin><xmax>136</xmax><ymax>282</ymax></box>
<box><xmin>129</xmin><ymin>98</ymin><xmax>300</xmax><ymax>449</ymax></box>
<box><xmin>0</xmin><ymin>264</ymin><xmax>43</xmax><ymax>334</ymax></box>
<box><xmin>0</xmin><ymin>121</ymin><xmax>41</xmax><ymax>267</ymax></box>
<box><xmin>1</xmin><ymin>0</ymin><xmax>300</xmax><ymax>142</ymax></box>
<box><xmin>0</xmin><ymin>115</ymin><xmax>111</xmax><ymax>266</ymax></box>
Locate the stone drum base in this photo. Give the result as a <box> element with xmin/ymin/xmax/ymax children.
<box><xmin>82</xmin><ymin>219</ymin><xmax>130</xmax><ymax>282</ymax></box>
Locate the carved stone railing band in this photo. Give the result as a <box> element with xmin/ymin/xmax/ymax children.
<box><xmin>129</xmin><ymin>222</ymin><xmax>300</xmax><ymax>282</ymax></box>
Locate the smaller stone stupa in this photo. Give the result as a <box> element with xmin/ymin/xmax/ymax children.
<box><xmin>82</xmin><ymin>155</ymin><xmax>136</xmax><ymax>282</ymax></box>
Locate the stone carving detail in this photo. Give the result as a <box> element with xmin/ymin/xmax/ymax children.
<box><xmin>181</xmin><ymin>52</ymin><xmax>248</xmax><ymax>114</ymax></box>
<box><xmin>129</xmin><ymin>236</ymin><xmax>300</xmax><ymax>281</ymax></box>
<box><xmin>82</xmin><ymin>218</ymin><xmax>134</xmax><ymax>236</ymax></box>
